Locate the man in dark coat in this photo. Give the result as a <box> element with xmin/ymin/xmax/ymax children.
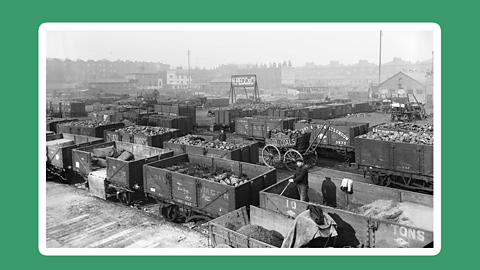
<box><xmin>289</xmin><ymin>158</ymin><xmax>309</xmax><ymax>202</ymax></box>
<box><xmin>219</xmin><ymin>129</ymin><xmax>227</xmax><ymax>142</ymax></box>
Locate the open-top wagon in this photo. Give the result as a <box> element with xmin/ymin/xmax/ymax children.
<box><xmin>261</xmin><ymin>128</ymin><xmax>329</xmax><ymax>171</ymax></box>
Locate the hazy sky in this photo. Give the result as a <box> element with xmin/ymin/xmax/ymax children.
<box><xmin>46</xmin><ymin>30</ymin><xmax>433</xmax><ymax>68</ymax></box>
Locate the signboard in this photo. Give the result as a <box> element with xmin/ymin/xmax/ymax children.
<box><xmin>231</xmin><ymin>75</ymin><xmax>257</xmax><ymax>87</ymax></box>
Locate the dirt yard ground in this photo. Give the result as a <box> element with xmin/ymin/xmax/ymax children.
<box><xmin>46</xmin><ymin>182</ymin><xmax>208</xmax><ymax>248</ymax></box>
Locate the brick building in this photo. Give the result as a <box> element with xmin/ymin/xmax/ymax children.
<box><xmin>46</xmin><ymin>58</ymin><xmax>170</xmax><ymax>84</ymax></box>
<box><xmin>378</xmin><ymin>71</ymin><xmax>428</xmax><ymax>102</ymax></box>
<box><xmin>125</xmin><ymin>72</ymin><xmax>162</xmax><ymax>90</ymax></box>
<box><xmin>208</xmin><ymin>78</ymin><xmax>231</xmax><ymax>94</ymax></box>
<box><xmin>82</xmin><ymin>78</ymin><xmax>135</xmax><ymax>94</ymax></box>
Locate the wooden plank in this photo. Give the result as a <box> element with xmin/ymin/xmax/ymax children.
<box><xmin>88</xmin><ymin>169</ymin><xmax>107</xmax><ymax>200</ymax></box>
<box><xmin>171</xmin><ymin>174</ymin><xmax>198</xmax><ymax>207</ymax></box>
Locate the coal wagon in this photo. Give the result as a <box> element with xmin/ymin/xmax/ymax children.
<box><xmin>57</xmin><ymin>120</ymin><xmax>125</xmax><ymax>138</ymax></box>
<box><xmin>355</xmin><ymin>135</ymin><xmax>434</xmax><ymax>192</ymax></box>
<box><xmin>257</xmin><ymin>175</ymin><xmax>433</xmax><ymax>248</ymax></box>
<box><xmin>143</xmin><ymin>153</ymin><xmax>276</xmax><ymax>222</ymax></box>
<box><xmin>235</xmin><ymin>116</ymin><xmax>296</xmax><ymax>141</ymax></box>
<box><xmin>104</xmin><ymin>126</ymin><xmax>181</xmax><ymax>149</ymax></box>
<box><xmin>164</xmin><ymin>137</ymin><xmax>259</xmax><ymax>164</ymax></box>
<box><xmin>294</xmin><ymin>120</ymin><xmax>369</xmax><ymax>160</ymax></box>
<box><xmin>46</xmin><ymin>133</ymin><xmax>104</xmax><ymax>181</ymax></box>
<box><xmin>72</xmin><ymin>141</ymin><xmax>173</xmax><ymax>205</ymax></box>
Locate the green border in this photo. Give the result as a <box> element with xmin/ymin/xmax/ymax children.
<box><xmin>2</xmin><ymin>0</ymin><xmax>473</xmax><ymax>268</ymax></box>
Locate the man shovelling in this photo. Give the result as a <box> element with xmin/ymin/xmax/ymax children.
<box><xmin>288</xmin><ymin>158</ymin><xmax>309</xmax><ymax>202</ymax></box>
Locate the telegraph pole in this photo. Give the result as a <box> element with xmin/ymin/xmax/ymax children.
<box><xmin>188</xmin><ymin>50</ymin><xmax>192</xmax><ymax>96</ymax></box>
<box><xmin>378</xmin><ymin>30</ymin><xmax>383</xmax><ymax>91</ymax></box>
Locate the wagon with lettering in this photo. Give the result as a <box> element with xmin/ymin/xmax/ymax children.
<box><xmin>46</xmin><ymin>133</ymin><xmax>104</xmax><ymax>181</ymax></box>
<box><xmin>293</xmin><ymin>120</ymin><xmax>369</xmax><ymax>161</ymax></box>
<box><xmin>261</xmin><ymin>130</ymin><xmax>322</xmax><ymax>171</ymax></box>
<box><xmin>72</xmin><ymin>141</ymin><xmax>174</xmax><ymax>205</ymax></box>
<box><xmin>257</xmin><ymin>173</ymin><xmax>434</xmax><ymax>248</ymax></box>
<box><xmin>143</xmin><ymin>153</ymin><xmax>276</xmax><ymax>222</ymax></box>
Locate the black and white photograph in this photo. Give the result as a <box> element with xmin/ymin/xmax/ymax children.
<box><xmin>40</xmin><ymin>23</ymin><xmax>440</xmax><ymax>255</ymax></box>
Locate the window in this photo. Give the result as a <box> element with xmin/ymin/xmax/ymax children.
<box><xmin>407</xmin><ymin>89</ymin><xmax>414</xmax><ymax>94</ymax></box>
<box><xmin>416</xmin><ymin>89</ymin><xmax>423</xmax><ymax>94</ymax></box>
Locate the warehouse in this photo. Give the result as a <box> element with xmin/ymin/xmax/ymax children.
<box><xmin>378</xmin><ymin>71</ymin><xmax>429</xmax><ymax>102</ymax></box>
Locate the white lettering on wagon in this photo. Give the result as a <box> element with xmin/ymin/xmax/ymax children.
<box><xmin>392</xmin><ymin>225</ymin><xmax>425</xmax><ymax>242</ymax></box>
<box><xmin>201</xmin><ymin>187</ymin><xmax>229</xmax><ymax>201</ymax></box>
<box><xmin>298</xmin><ymin>125</ymin><xmax>349</xmax><ymax>141</ymax></box>
<box><xmin>286</xmin><ymin>199</ymin><xmax>297</xmax><ymax>209</ymax></box>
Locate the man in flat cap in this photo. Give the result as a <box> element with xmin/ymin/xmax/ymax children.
<box><xmin>289</xmin><ymin>158</ymin><xmax>309</xmax><ymax>202</ymax></box>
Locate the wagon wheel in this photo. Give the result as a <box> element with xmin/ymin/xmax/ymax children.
<box><xmin>118</xmin><ymin>191</ymin><xmax>132</xmax><ymax>206</ymax></box>
<box><xmin>390</xmin><ymin>114</ymin><xmax>395</xmax><ymax>122</ymax></box>
<box><xmin>161</xmin><ymin>205</ymin><xmax>179</xmax><ymax>222</ymax></box>
<box><xmin>402</xmin><ymin>114</ymin><xmax>409</xmax><ymax>122</ymax></box>
<box><xmin>283</xmin><ymin>149</ymin><xmax>303</xmax><ymax>171</ymax></box>
<box><xmin>369</xmin><ymin>171</ymin><xmax>381</xmax><ymax>185</ymax></box>
<box><xmin>262</xmin><ymin>145</ymin><xmax>281</xmax><ymax>168</ymax></box>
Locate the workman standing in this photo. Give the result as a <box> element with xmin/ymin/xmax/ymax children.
<box><xmin>219</xmin><ymin>129</ymin><xmax>227</xmax><ymax>142</ymax></box>
<box><xmin>289</xmin><ymin>158</ymin><xmax>309</xmax><ymax>202</ymax></box>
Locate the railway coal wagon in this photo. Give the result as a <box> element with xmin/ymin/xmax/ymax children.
<box><xmin>46</xmin><ymin>133</ymin><xmax>104</xmax><ymax>181</ymax></box>
<box><xmin>294</xmin><ymin>120</ymin><xmax>369</xmax><ymax>159</ymax></box>
<box><xmin>143</xmin><ymin>153</ymin><xmax>276</xmax><ymax>222</ymax></box>
<box><xmin>72</xmin><ymin>141</ymin><xmax>173</xmax><ymax>205</ymax></box>
<box><xmin>355</xmin><ymin>131</ymin><xmax>434</xmax><ymax>192</ymax></box>
<box><xmin>253</xmin><ymin>175</ymin><xmax>433</xmax><ymax>248</ymax></box>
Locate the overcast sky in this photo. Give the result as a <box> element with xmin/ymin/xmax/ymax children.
<box><xmin>46</xmin><ymin>30</ymin><xmax>433</xmax><ymax>68</ymax></box>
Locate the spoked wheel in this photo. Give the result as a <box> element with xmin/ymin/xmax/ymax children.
<box><xmin>161</xmin><ymin>204</ymin><xmax>179</xmax><ymax>222</ymax></box>
<box><xmin>402</xmin><ymin>114</ymin><xmax>409</xmax><ymax>122</ymax></box>
<box><xmin>118</xmin><ymin>191</ymin><xmax>132</xmax><ymax>206</ymax></box>
<box><xmin>262</xmin><ymin>145</ymin><xmax>281</xmax><ymax>168</ymax></box>
<box><xmin>283</xmin><ymin>149</ymin><xmax>303</xmax><ymax>171</ymax></box>
<box><xmin>390</xmin><ymin>114</ymin><xmax>396</xmax><ymax>122</ymax></box>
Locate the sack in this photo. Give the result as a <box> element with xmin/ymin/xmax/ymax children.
<box><xmin>117</xmin><ymin>151</ymin><xmax>134</xmax><ymax>161</ymax></box>
<box><xmin>92</xmin><ymin>146</ymin><xmax>115</xmax><ymax>158</ymax></box>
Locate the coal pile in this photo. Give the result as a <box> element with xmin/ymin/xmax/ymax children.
<box><xmin>359</xmin><ymin>131</ymin><xmax>433</xmax><ymax>145</ymax></box>
<box><xmin>61</xmin><ymin>120</ymin><xmax>114</xmax><ymax>127</ymax></box>
<box><xmin>164</xmin><ymin>162</ymin><xmax>249</xmax><ymax>187</ymax></box>
<box><xmin>115</xmin><ymin>126</ymin><xmax>175</xmax><ymax>136</ymax></box>
<box><xmin>169</xmin><ymin>135</ymin><xmax>247</xmax><ymax>151</ymax></box>
<box><xmin>237</xmin><ymin>224</ymin><xmax>284</xmax><ymax>247</ymax></box>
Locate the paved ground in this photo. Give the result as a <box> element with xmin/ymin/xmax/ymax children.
<box><xmin>46</xmin><ymin>182</ymin><xmax>208</xmax><ymax>248</ymax></box>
